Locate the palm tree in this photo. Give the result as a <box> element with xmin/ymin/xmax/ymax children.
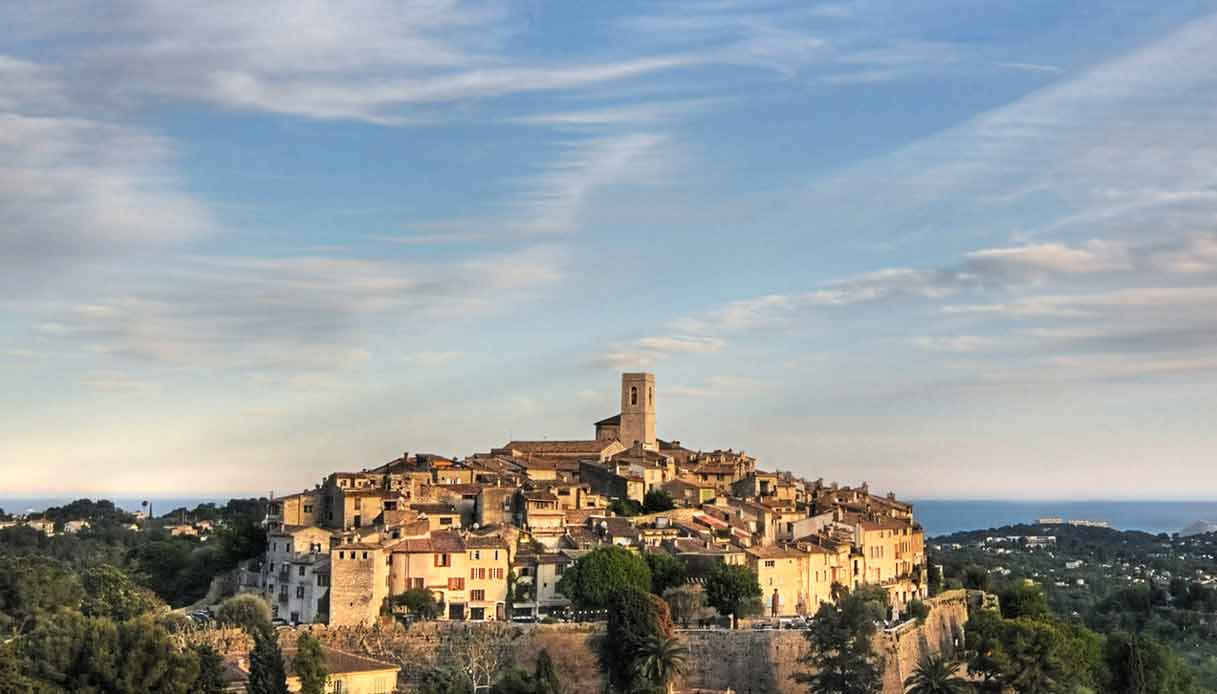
<box><xmin>904</xmin><ymin>655</ymin><xmax>972</xmax><ymax>694</ymax></box>
<box><xmin>633</xmin><ymin>634</ymin><xmax>689</xmax><ymax>694</ymax></box>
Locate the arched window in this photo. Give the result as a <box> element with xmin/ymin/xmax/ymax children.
<box><xmin>630</xmin><ymin>386</ymin><xmax>638</xmax><ymax>406</ymax></box>
<box><xmin>649</xmin><ymin>387</ymin><xmax>654</xmax><ymax>406</ymax></box>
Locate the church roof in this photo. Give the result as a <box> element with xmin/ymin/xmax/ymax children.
<box><xmin>499</xmin><ymin>440</ymin><xmax>616</xmax><ymax>454</ymax></box>
<box><xmin>594</xmin><ymin>413</ymin><xmax>621</xmax><ymax>426</ymax></box>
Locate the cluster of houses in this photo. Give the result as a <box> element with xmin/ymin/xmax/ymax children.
<box><xmin>248</xmin><ymin>373</ymin><xmax>928</xmax><ymax>627</ymax></box>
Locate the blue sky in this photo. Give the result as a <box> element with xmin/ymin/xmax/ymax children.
<box><xmin>3</xmin><ymin>1</ymin><xmax>1217</xmax><ymax>500</ymax></box>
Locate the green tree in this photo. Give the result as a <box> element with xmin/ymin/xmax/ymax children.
<box><xmin>926</xmin><ymin>563</ymin><xmax>944</xmax><ymax>597</ymax></box>
<box><xmin>247</xmin><ymin>629</ymin><xmax>289</xmax><ymax>694</ymax></box>
<box><xmin>608</xmin><ymin>499</ymin><xmax>643</xmax><ymax>517</ymax></box>
<box><xmin>216</xmin><ymin>593</ymin><xmax>273</xmax><ymax>638</ymax></box>
<box><xmin>642</xmin><ymin>489</ymin><xmax>675</xmax><ymax>514</ymax></box>
<box><xmin>294</xmin><ymin>633</ymin><xmax>329</xmax><ymax>694</ymax></box>
<box><xmin>966</xmin><ymin>610</ymin><xmax>1099</xmax><ymax>694</ymax></box>
<box><xmin>1000</xmin><ymin>584</ymin><xmax>1049</xmax><ymax>620</ymax></box>
<box><xmin>603</xmin><ymin>586</ymin><xmax>674</xmax><ymax>693</ymax></box>
<box><xmin>80</xmin><ymin>565</ymin><xmax>166</xmax><ymax>621</ymax></box>
<box><xmin>396</xmin><ymin>587</ymin><xmax>442</xmax><ymax>619</ymax></box>
<box><xmin>903</xmin><ymin>655</ymin><xmax>971</xmax><ymax>694</ymax></box>
<box><xmin>645</xmin><ymin>552</ymin><xmax>687</xmax><ymax>596</ymax></box>
<box><xmin>490</xmin><ymin>667</ymin><xmax>534</xmax><ymax>694</ymax></box>
<box><xmin>533</xmin><ymin>649</ymin><xmax>561</xmax><ymax>694</ymax></box>
<box><xmin>420</xmin><ymin>665</ymin><xmax>474</xmax><ymax>694</ymax></box>
<box><xmin>557</xmin><ymin>546</ymin><xmax>651</xmax><ymax>610</ymax></box>
<box><xmin>114</xmin><ymin>616</ymin><xmax>200</xmax><ymax>694</ymax></box>
<box><xmin>633</xmin><ymin>634</ymin><xmax>689</xmax><ymax>694</ymax></box>
<box><xmin>193</xmin><ymin>643</ymin><xmax>227</xmax><ymax>694</ymax></box>
<box><xmin>703</xmin><ymin>562</ymin><xmax>761</xmax><ymax>629</ymax></box>
<box><xmin>795</xmin><ymin>585</ymin><xmax>887</xmax><ymax>694</ymax></box>
<box><xmin>962</xmin><ymin>565</ymin><xmax>990</xmax><ymax>591</ymax></box>
<box><xmin>0</xmin><ymin>555</ymin><xmax>84</xmax><ymax>637</ymax></box>
<box><xmin>1102</xmin><ymin>632</ymin><xmax>1200</xmax><ymax>694</ymax></box>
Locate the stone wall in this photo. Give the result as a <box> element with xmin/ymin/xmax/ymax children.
<box><xmin>281</xmin><ymin>591</ymin><xmax>969</xmax><ymax>693</ymax></box>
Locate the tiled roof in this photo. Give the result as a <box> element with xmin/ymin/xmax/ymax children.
<box><xmin>390</xmin><ymin>530</ymin><xmax>466</xmax><ymax>553</ymax></box>
<box><xmin>500</xmin><ymin>440</ymin><xmax>615</xmax><ymax>454</ymax></box>
<box><xmin>465</xmin><ymin>534</ymin><xmax>509</xmax><ymax>550</ymax></box>
<box><xmin>594</xmin><ymin>414</ymin><xmax>621</xmax><ymax>426</ymax></box>
<box><xmin>283</xmin><ymin>646</ymin><xmax>398</xmax><ymax>678</ymax></box>
<box><xmin>410</xmin><ymin>503</ymin><xmax>458</xmax><ymax>515</ymax></box>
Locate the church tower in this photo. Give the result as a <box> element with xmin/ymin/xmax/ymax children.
<box><xmin>619</xmin><ymin>372</ymin><xmax>656</xmax><ymax>450</ymax></box>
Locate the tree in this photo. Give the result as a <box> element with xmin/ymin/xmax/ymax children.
<box><xmin>247</xmin><ymin>629</ymin><xmax>289</xmax><ymax>694</ymax></box>
<box><xmin>966</xmin><ymin>610</ymin><xmax>1099</xmax><ymax>694</ymax></box>
<box><xmin>420</xmin><ymin>665</ymin><xmax>474</xmax><ymax>694</ymax></box>
<box><xmin>396</xmin><ymin>587</ymin><xmax>442</xmax><ymax>619</ymax></box>
<box><xmin>216</xmin><ymin>593</ymin><xmax>273</xmax><ymax>638</ymax></box>
<box><xmin>645</xmin><ymin>552</ymin><xmax>687</xmax><ymax>596</ymax></box>
<box><xmin>903</xmin><ymin>655</ymin><xmax>971</xmax><ymax>694</ymax></box>
<box><xmin>490</xmin><ymin>667</ymin><xmax>535</xmax><ymax>694</ymax></box>
<box><xmin>294</xmin><ymin>633</ymin><xmax>329</xmax><ymax>694</ymax></box>
<box><xmin>557</xmin><ymin>546</ymin><xmax>651</xmax><ymax>610</ymax></box>
<box><xmin>80</xmin><ymin>565</ymin><xmax>166</xmax><ymax>621</ymax></box>
<box><xmin>703</xmin><ymin>562</ymin><xmax>761</xmax><ymax>629</ymax></box>
<box><xmin>633</xmin><ymin>634</ymin><xmax>689</xmax><ymax>694</ymax></box>
<box><xmin>927</xmin><ymin>563</ymin><xmax>944</xmax><ymax>597</ymax></box>
<box><xmin>603</xmin><ymin>586</ymin><xmax>675</xmax><ymax>693</ymax></box>
<box><xmin>0</xmin><ymin>555</ymin><xmax>84</xmax><ymax>637</ymax></box>
<box><xmin>533</xmin><ymin>649</ymin><xmax>561</xmax><ymax>694</ymax></box>
<box><xmin>663</xmin><ymin>584</ymin><xmax>710</xmax><ymax>628</ymax></box>
<box><xmin>999</xmin><ymin>584</ymin><xmax>1049</xmax><ymax>620</ymax></box>
<box><xmin>608</xmin><ymin>499</ymin><xmax>643</xmax><ymax>517</ymax></box>
<box><xmin>114</xmin><ymin>616</ymin><xmax>201</xmax><ymax>694</ymax></box>
<box><xmin>193</xmin><ymin>644</ymin><xmax>227</xmax><ymax>694</ymax></box>
<box><xmin>643</xmin><ymin>489</ymin><xmax>675</xmax><ymax>514</ymax></box>
<box><xmin>961</xmin><ymin>565</ymin><xmax>989</xmax><ymax>591</ymax></box>
<box><xmin>795</xmin><ymin>585</ymin><xmax>887</xmax><ymax>694</ymax></box>
<box><xmin>1102</xmin><ymin>632</ymin><xmax>1200</xmax><ymax>694</ymax></box>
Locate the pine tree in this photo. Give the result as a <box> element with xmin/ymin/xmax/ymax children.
<box><xmin>293</xmin><ymin>633</ymin><xmax>329</xmax><ymax>694</ymax></box>
<box><xmin>193</xmin><ymin>644</ymin><xmax>226</xmax><ymax>694</ymax></box>
<box><xmin>533</xmin><ymin>649</ymin><xmax>561</xmax><ymax>694</ymax></box>
<box><xmin>247</xmin><ymin>630</ymin><xmax>288</xmax><ymax>694</ymax></box>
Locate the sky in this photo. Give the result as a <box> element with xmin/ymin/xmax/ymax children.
<box><xmin>3</xmin><ymin>1</ymin><xmax>1217</xmax><ymax>501</ymax></box>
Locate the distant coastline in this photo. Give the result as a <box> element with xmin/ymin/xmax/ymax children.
<box><xmin>912</xmin><ymin>499</ymin><xmax>1217</xmax><ymax>537</ymax></box>
<box><xmin>5</xmin><ymin>496</ymin><xmax>1216</xmax><ymax>538</ymax></box>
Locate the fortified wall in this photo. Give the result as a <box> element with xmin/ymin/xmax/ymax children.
<box><xmin>225</xmin><ymin>591</ymin><xmax>971</xmax><ymax>693</ymax></box>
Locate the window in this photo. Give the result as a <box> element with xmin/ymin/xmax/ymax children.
<box><xmin>411</xmin><ymin>578</ymin><xmax>424</xmax><ymax>589</ymax></box>
<box><xmin>317</xmin><ymin>574</ymin><xmax>329</xmax><ymax>587</ymax></box>
<box><xmin>435</xmin><ymin>553</ymin><xmax>450</xmax><ymax>567</ymax></box>
<box><xmin>649</xmin><ymin>387</ymin><xmax>653</xmax><ymax>405</ymax></box>
<box><xmin>439</xmin><ymin>517</ymin><xmax>453</xmax><ymax>526</ymax></box>
<box><xmin>296</xmin><ymin>586</ymin><xmax>305</xmax><ymax>599</ymax></box>
<box><xmin>471</xmin><ymin>589</ymin><xmax>485</xmax><ymax>601</ymax></box>
<box><xmin>303</xmin><ymin>504</ymin><xmax>313</xmax><ymax>513</ymax></box>
<box><xmin>269</xmin><ymin>562</ymin><xmax>275</xmax><ymax>572</ymax></box>
<box><xmin>362</xmin><ymin>551</ymin><xmax>369</xmax><ymax>560</ymax></box>
<box><xmin>494</xmin><ymin>550</ymin><xmax>500</xmax><ymax>560</ymax></box>
<box><xmin>630</xmin><ymin>386</ymin><xmax>638</xmax><ymax>405</ymax></box>
<box><xmin>298</xmin><ymin>565</ymin><xmax>305</xmax><ymax>577</ymax></box>
<box><xmin>472</xmin><ymin>550</ymin><xmax>481</xmax><ymax>560</ymax></box>
<box><xmin>448</xmin><ymin>577</ymin><xmax>465</xmax><ymax>591</ymax></box>
<box><xmin>764</xmin><ymin>560</ymin><xmax>775</xmax><ymax>568</ymax></box>
<box><xmin>555</xmin><ymin>564</ymin><xmax>564</xmax><ymax>575</ymax></box>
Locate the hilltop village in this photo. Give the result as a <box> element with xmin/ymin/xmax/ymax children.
<box><xmin>250</xmin><ymin>373</ymin><xmax>927</xmax><ymax>626</ymax></box>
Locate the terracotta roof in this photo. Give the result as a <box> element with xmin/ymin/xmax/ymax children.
<box><xmin>465</xmin><ymin>534</ymin><xmax>509</xmax><ymax>550</ymax></box>
<box><xmin>390</xmin><ymin>530</ymin><xmax>465</xmax><ymax>553</ymax></box>
<box><xmin>437</xmin><ymin>483</ymin><xmax>484</xmax><ymax>495</ymax></box>
<box><xmin>283</xmin><ymin>646</ymin><xmax>398</xmax><ymax>678</ymax></box>
<box><xmin>409</xmin><ymin>503</ymin><xmax>458</xmax><ymax>515</ymax></box>
<box><xmin>746</xmin><ymin>545</ymin><xmax>808</xmax><ymax>560</ymax></box>
<box><xmin>500</xmin><ymin>440</ymin><xmax>616</xmax><ymax>454</ymax></box>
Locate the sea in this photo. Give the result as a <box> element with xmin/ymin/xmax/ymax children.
<box><xmin>3</xmin><ymin>496</ymin><xmax>1216</xmax><ymax>538</ymax></box>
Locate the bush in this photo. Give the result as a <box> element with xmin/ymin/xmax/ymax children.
<box><xmin>557</xmin><ymin>546</ymin><xmax>651</xmax><ymax>610</ymax></box>
<box><xmin>215</xmin><ymin>593</ymin><xmax>272</xmax><ymax>637</ymax></box>
<box><xmin>905</xmin><ymin>598</ymin><xmax>931</xmax><ymax>624</ymax></box>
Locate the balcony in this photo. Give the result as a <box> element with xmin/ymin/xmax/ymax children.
<box><xmin>277</xmin><ymin>570</ymin><xmax>290</xmax><ymax>582</ymax></box>
<box><xmin>278</xmin><ymin>592</ymin><xmax>289</xmax><ymax>604</ymax></box>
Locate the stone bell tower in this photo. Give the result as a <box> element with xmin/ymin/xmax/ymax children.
<box><xmin>619</xmin><ymin>372</ymin><xmax>656</xmax><ymax>450</ymax></box>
